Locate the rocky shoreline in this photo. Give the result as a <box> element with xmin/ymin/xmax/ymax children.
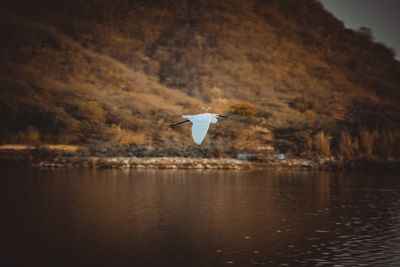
<box><xmin>32</xmin><ymin>157</ymin><xmax>255</xmax><ymax>169</ymax></box>
<box><xmin>1</xmin><ymin>147</ymin><xmax>399</xmax><ymax>170</ymax></box>
<box><xmin>30</xmin><ymin>157</ymin><xmax>400</xmax><ymax>170</ymax></box>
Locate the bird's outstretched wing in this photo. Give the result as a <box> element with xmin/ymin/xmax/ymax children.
<box><xmin>191</xmin><ymin>121</ymin><xmax>211</xmax><ymax>145</ymax></box>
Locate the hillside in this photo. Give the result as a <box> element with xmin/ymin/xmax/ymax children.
<box><xmin>0</xmin><ymin>0</ymin><xmax>399</xmax><ymax>159</ymax></box>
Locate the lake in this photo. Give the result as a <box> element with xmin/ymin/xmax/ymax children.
<box><xmin>1</xmin><ymin>169</ymin><xmax>400</xmax><ymax>266</ymax></box>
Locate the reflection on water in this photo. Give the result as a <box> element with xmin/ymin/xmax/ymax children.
<box><xmin>1</xmin><ymin>169</ymin><xmax>400</xmax><ymax>266</ymax></box>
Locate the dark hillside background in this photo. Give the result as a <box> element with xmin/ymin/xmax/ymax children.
<box><xmin>1</xmin><ymin>0</ymin><xmax>399</xmax><ymax>158</ymax></box>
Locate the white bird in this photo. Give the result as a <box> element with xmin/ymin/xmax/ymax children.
<box><xmin>170</xmin><ymin>113</ymin><xmax>227</xmax><ymax>145</ymax></box>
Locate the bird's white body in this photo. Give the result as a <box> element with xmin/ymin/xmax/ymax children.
<box><xmin>182</xmin><ymin>113</ymin><xmax>219</xmax><ymax>145</ymax></box>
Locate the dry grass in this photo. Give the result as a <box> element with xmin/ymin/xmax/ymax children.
<box><xmin>14</xmin><ymin>127</ymin><xmax>41</xmax><ymax>145</ymax></box>
<box><xmin>110</xmin><ymin>125</ymin><xmax>147</xmax><ymax>145</ymax></box>
<box><xmin>359</xmin><ymin>129</ymin><xmax>377</xmax><ymax>156</ymax></box>
<box><xmin>0</xmin><ymin>0</ymin><xmax>399</xmax><ymax>158</ymax></box>
<box><xmin>313</xmin><ymin>131</ymin><xmax>331</xmax><ymax>158</ymax></box>
<box><xmin>0</xmin><ymin>144</ymin><xmax>30</xmax><ymax>150</ymax></box>
<box><xmin>333</xmin><ymin>129</ymin><xmax>400</xmax><ymax>160</ymax></box>
<box><xmin>0</xmin><ymin>144</ymin><xmax>80</xmax><ymax>152</ymax></box>
<box><xmin>338</xmin><ymin>131</ymin><xmax>359</xmax><ymax>159</ymax></box>
<box><xmin>43</xmin><ymin>145</ymin><xmax>81</xmax><ymax>152</ymax></box>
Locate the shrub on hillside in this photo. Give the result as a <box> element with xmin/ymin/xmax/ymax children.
<box><xmin>274</xmin><ymin>139</ymin><xmax>290</xmax><ymax>154</ymax></box>
<box><xmin>229</xmin><ymin>102</ymin><xmax>257</xmax><ymax>116</ymax></box>
<box><xmin>272</xmin><ymin>123</ymin><xmax>311</xmax><ymax>156</ymax></box>
<box><xmin>289</xmin><ymin>96</ymin><xmax>315</xmax><ymax>113</ymax></box>
<box><xmin>16</xmin><ymin>126</ymin><xmax>41</xmax><ymax>145</ymax></box>
<box><xmin>80</xmin><ymin>101</ymin><xmax>105</xmax><ymax>125</ymax></box>
<box><xmin>256</xmin><ymin>110</ymin><xmax>272</xmax><ymax>119</ymax></box>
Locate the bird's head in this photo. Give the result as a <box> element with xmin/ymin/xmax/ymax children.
<box><xmin>211</xmin><ymin>114</ymin><xmax>228</xmax><ymax>124</ymax></box>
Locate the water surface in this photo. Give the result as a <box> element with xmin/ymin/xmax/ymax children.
<box><xmin>2</xmin><ymin>169</ymin><xmax>400</xmax><ymax>266</ymax></box>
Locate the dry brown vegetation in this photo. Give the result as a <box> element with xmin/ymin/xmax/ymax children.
<box><xmin>313</xmin><ymin>131</ymin><xmax>331</xmax><ymax>159</ymax></box>
<box><xmin>304</xmin><ymin>128</ymin><xmax>400</xmax><ymax>161</ymax></box>
<box><xmin>0</xmin><ymin>0</ymin><xmax>399</xmax><ymax>160</ymax></box>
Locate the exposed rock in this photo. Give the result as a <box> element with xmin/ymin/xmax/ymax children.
<box><xmin>31</xmin><ymin>157</ymin><xmax>254</xmax><ymax>169</ymax></box>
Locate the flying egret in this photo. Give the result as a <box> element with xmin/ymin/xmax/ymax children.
<box><xmin>170</xmin><ymin>113</ymin><xmax>227</xmax><ymax>145</ymax></box>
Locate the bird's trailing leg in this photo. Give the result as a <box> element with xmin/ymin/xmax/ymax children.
<box><xmin>218</xmin><ymin>115</ymin><xmax>228</xmax><ymax>118</ymax></box>
<box><xmin>170</xmin><ymin>119</ymin><xmax>190</xmax><ymax>128</ymax></box>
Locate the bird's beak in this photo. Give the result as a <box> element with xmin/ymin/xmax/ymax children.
<box><xmin>218</xmin><ymin>115</ymin><xmax>228</xmax><ymax>118</ymax></box>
